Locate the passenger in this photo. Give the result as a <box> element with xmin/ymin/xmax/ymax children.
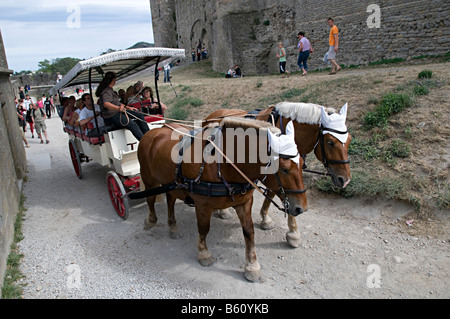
<box><xmin>125</xmin><ymin>81</ymin><xmax>144</xmax><ymax>105</ymax></box>
<box><xmin>95</xmin><ymin>72</ymin><xmax>149</xmax><ymax>141</ymax></box>
<box><xmin>62</xmin><ymin>96</ymin><xmax>76</xmax><ymax>124</ymax></box>
<box><xmin>118</xmin><ymin>89</ymin><xmax>126</xmax><ymax>104</ymax></box>
<box><xmin>78</xmin><ymin>93</ymin><xmax>106</xmax><ymax>137</ymax></box>
<box><xmin>141</xmin><ymin>86</ymin><xmax>167</xmax><ymax>114</ymax></box>
<box><xmin>68</xmin><ymin>98</ymin><xmax>85</xmax><ymax>133</ymax></box>
<box><xmin>58</xmin><ymin>97</ymin><xmax>69</xmax><ymax>119</ymax></box>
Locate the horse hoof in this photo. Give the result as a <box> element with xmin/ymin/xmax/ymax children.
<box><xmin>144</xmin><ymin>218</ymin><xmax>156</xmax><ymax>230</ymax></box>
<box><xmin>170</xmin><ymin>229</ymin><xmax>182</xmax><ymax>239</ymax></box>
<box><xmin>213</xmin><ymin>209</ymin><xmax>234</xmax><ymax>220</ymax></box>
<box><xmin>286</xmin><ymin>231</ymin><xmax>301</xmax><ymax>248</ymax></box>
<box><xmin>199</xmin><ymin>256</ymin><xmax>217</xmax><ymax>267</ymax></box>
<box><xmin>244</xmin><ymin>270</ymin><xmax>264</xmax><ymax>283</ymax></box>
<box><xmin>260</xmin><ymin>218</ymin><xmax>276</xmax><ymax>230</ymax></box>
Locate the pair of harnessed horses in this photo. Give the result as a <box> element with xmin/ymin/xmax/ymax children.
<box><xmin>136</xmin><ymin>102</ymin><xmax>351</xmax><ymax>282</ymax></box>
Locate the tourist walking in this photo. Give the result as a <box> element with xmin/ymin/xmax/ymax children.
<box><xmin>327</xmin><ymin>18</ymin><xmax>341</xmax><ymax>75</ymax></box>
<box><xmin>32</xmin><ymin>102</ymin><xmax>50</xmax><ymax>144</ymax></box>
<box><xmin>297</xmin><ymin>32</ymin><xmax>313</xmax><ymax>76</ymax></box>
<box><xmin>44</xmin><ymin>96</ymin><xmax>52</xmax><ymax>118</ymax></box>
<box><xmin>277</xmin><ymin>42</ymin><xmax>290</xmax><ymax>78</ymax></box>
<box><xmin>24</xmin><ymin>95</ymin><xmax>35</xmax><ymax>138</ymax></box>
<box><xmin>164</xmin><ymin>63</ymin><xmax>171</xmax><ymax>83</ymax></box>
<box><xmin>17</xmin><ymin>99</ymin><xmax>27</xmax><ymax>133</ymax></box>
<box><xmin>16</xmin><ymin>104</ymin><xmax>30</xmax><ymax>148</ymax></box>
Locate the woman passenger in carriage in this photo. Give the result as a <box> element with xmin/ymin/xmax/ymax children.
<box><xmin>62</xmin><ymin>95</ymin><xmax>76</xmax><ymax>127</ymax></box>
<box><xmin>141</xmin><ymin>86</ymin><xmax>167</xmax><ymax>114</ymax></box>
<box><xmin>95</xmin><ymin>71</ymin><xmax>149</xmax><ymax>141</ymax></box>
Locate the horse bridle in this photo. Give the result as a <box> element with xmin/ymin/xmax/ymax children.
<box><xmin>259</xmin><ymin>153</ymin><xmax>307</xmax><ymax>215</ymax></box>
<box><xmin>269</xmin><ymin>109</ymin><xmax>349</xmax><ymax>177</ymax></box>
<box><xmin>314</xmin><ymin>125</ymin><xmax>350</xmax><ymax>177</ymax></box>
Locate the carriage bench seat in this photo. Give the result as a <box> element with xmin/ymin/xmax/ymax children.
<box><xmin>144</xmin><ymin>114</ymin><xmax>164</xmax><ymax>123</ymax></box>
<box><xmin>82</xmin><ymin>134</ymin><xmax>105</xmax><ymax>145</ymax></box>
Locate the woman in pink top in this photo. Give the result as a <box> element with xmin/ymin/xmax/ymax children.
<box><xmin>297</xmin><ymin>32</ymin><xmax>314</xmax><ymax>76</ymax></box>
<box><xmin>36</xmin><ymin>97</ymin><xmax>44</xmax><ymax>109</ymax></box>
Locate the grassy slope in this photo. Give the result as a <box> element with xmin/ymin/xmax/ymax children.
<box><xmin>118</xmin><ymin>58</ymin><xmax>450</xmax><ymax>218</ymax></box>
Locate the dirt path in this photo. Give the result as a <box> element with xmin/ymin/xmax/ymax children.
<box><xmin>17</xmin><ymin>112</ymin><xmax>449</xmax><ymax>299</ymax></box>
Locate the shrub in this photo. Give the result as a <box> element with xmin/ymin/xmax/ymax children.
<box><xmin>280</xmin><ymin>88</ymin><xmax>304</xmax><ymax>99</ymax></box>
<box><xmin>413</xmin><ymin>85</ymin><xmax>429</xmax><ymax>96</ymax></box>
<box><xmin>380</xmin><ymin>93</ymin><xmax>412</xmax><ymax>113</ymax></box>
<box><xmin>174</xmin><ymin>96</ymin><xmax>203</xmax><ymax>108</ymax></box>
<box><xmin>363</xmin><ymin>93</ymin><xmax>412</xmax><ymax>128</ymax></box>
<box><xmin>382</xmin><ymin>140</ymin><xmax>410</xmax><ymax>164</ymax></box>
<box><xmin>348</xmin><ymin>137</ymin><xmax>380</xmax><ymax>160</ymax></box>
<box><xmin>169</xmin><ymin>107</ymin><xmax>189</xmax><ymax>120</ymax></box>
<box><xmin>418</xmin><ymin>70</ymin><xmax>433</xmax><ymax>79</ymax></box>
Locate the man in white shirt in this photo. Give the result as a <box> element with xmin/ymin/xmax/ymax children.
<box><xmin>164</xmin><ymin>63</ymin><xmax>171</xmax><ymax>83</ymax></box>
<box><xmin>24</xmin><ymin>94</ymin><xmax>32</xmax><ymax>111</ymax></box>
<box><xmin>78</xmin><ymin>93</ymin><xmax>105</xmax><ymax>137</ymax></box>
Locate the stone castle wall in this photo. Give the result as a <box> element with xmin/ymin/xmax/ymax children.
<box><xmin>0</xmin><ymin>30</ymin><xmax>27</xmax><ymax>294</ymax></box>
<box><xmin>151</xmin><ymin>0</ymin><xmax>450</xmax><ymax>75</ymax></box>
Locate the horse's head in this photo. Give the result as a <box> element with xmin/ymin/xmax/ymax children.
<box><xmin>315</xmin><ymin>103</ymin><xmax>351</xmax><ymax>188</ymax></box>
<box><xmin>267</xmin><ymin>121</ymin><xmax>308</xmax><ymax>217</ymax></box>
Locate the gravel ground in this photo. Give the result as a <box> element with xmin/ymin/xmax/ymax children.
<box><xmin>18</xmin><ymin>113</ymin><xmax>449</xmax><ymax>299</ymax></box>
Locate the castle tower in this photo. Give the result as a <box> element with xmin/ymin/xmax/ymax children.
<box><xmin>150</xmin><ymin>0</ymin><xmax>178</xmax><ymax>48</ymax></box>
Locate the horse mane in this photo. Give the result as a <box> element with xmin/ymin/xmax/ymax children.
<box><xmin>220</xmin><ymin>117</ymin><xmax>281</xmax><ymax>134</ymax></box>
<box><xmin>274</xmin><ymin>102</ymin><xmax>337</xmax><ymax>124</ymax></box>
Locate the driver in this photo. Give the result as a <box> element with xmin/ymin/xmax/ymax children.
<box><xmin>95</xmin><ymin>72</ymin><xmax>149</xmax><ymax>141</ymax></box>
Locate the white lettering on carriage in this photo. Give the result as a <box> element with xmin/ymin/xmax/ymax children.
<box><xmin>67</xmin><ymin>4</ymin><xmax>81</xmax><ymax>29</ymax></box>
<box><xmin>181</xmin><ymin>303</ymin><xmax>215</xmax><ymax>316</ymax></box>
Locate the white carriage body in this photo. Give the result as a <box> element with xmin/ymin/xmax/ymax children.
<box><xmin>69</xmin><ymin>120</ymin><xmax>164</xmax><ymax>176</ymax></box>
<box><xmin>51</xmin><ymin>47</ymin><xmax>184</xmax><ymax>177</ymax></box>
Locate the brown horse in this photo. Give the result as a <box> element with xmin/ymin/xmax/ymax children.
<box><xmin>204</xmin><ymin>102</ymin><xmax>351</xmax><ymax>246</ymax></box>
<box><xmin>137</xmin><ymin>117</ymin><xmax>307</xmax><ymax>282</ymax></box>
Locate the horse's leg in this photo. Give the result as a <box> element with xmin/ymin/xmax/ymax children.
<box><xmin>260</xmin><ymin>194</ymin><xmax>276</xmax><ymax>230</ymax></box>
<box><xmin>213</xmin><ymin>208</ymin><xmax>234</xmax><ymax>219</ymax></box>
<box><xmin>195</xmin><ymin>206</ymin><xmax>216</xmax><ymax>267</ymax></box>
<box><xmin>286</xmin><ymin>215</ymin><xmax>301</xmax><ymax>248</ymax></box>
<box><xmin>234</xmin><ymin>200</ymin><xmax>263</xmax><ymax>283</ymax></box>
<box><xmin>167</xmin><ymin>192</ymin><xmax>181</xmax><ymax>239</ymax></box>
<box><xmin>144</xmin><ymin>195</ymin><xmax>158</xmax><ymax>230</ymax></box>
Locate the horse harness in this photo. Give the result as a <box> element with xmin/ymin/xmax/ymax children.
<box><xmin>130</xmin><ymin>124</ymin><xmax>305</xmax><ymax>214</ymax></box>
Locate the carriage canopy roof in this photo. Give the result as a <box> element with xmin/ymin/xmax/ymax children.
<box><xmin>49</xmin><ymin>47</ymin><xmax>185</xmax><ymax>95</ymax></box>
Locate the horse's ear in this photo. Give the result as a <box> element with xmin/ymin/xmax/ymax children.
<box><xmin>285</xmin><ymin>121</ymin><xmax>295</xmax><ymax>137</ymax></box>
<box><xmin>320</xmin><ymin>106</ymin><xmax>329</xmax><ymax>124</ymax></box>
<box><xmin>339</xmin><ymin>103</ymin><xmax>348</xmax><ymax>119</ymax></box>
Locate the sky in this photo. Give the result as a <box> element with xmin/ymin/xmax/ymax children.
<box><xmin>0</xmin><ymin>0</ymin><xmax>154</xmax><ymax>72</ymax></box>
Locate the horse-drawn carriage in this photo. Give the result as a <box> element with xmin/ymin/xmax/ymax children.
<box><xmin>50</xmin><ymin>48</ymin><xmax>185</xmax><ymax>219</ymax></box>
<box><xmin>50</xmin><ymin>47</ymin><xmax>351</xmax><ymax>281</ymax></box>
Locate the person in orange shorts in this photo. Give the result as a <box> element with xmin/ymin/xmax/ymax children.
<box><xmin>327</xmin><ymin>17</ymin><xmax>342</xmax><ymax>75</ymax></box>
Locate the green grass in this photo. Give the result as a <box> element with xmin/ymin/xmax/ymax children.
<box><xmin>315</xmin><ymin>170</ymin><xmax>411</xmax><ymax>200</ymax></box>
<box><xmin>2</xmin><ymin>194</ymin><xmax>26</xmax><ymax>299</ymax></box>
<box><xmin>368</xmin><ymin>57</ymin><xmax>405</xmax><ymax>66</ymax></box>
<box><xmin>363</xmin><ymin>93</ymin><xmax>412</xmax><ymax>128</ymax></box>
<box><xmin>418</xmin><ymin>69</ymin><xmax>433</xmax><ymax>79</ymax></box>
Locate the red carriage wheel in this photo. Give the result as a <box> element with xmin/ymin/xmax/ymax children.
<box><xmin>68</xmin><ymin>140</ymin><xmax>82</xmax><ymax>179</ymax></box>
<box><xmin>106</xmin><ymin>171</ymin><xmax>130</xmax><ymax>220</ymax></box>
